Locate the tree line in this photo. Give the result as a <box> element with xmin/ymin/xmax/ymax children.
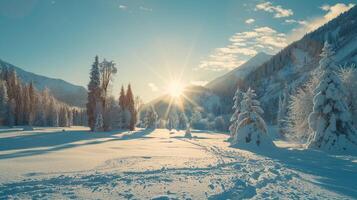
<box><xmin>0</xmin><ymin>67</ymin><xmax>85</xmax><ymax>128</ymax></box>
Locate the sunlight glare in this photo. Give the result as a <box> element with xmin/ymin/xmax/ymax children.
<box><xmin>167</xmin><ymin>81</ymin><xmax>184</xmax><ymax>98</ymax></box>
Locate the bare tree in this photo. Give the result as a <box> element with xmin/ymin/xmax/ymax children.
<box><xmin>99</xmin><ymin>59</ymin><xmax>117</xmax><ymax>130</ymax></box>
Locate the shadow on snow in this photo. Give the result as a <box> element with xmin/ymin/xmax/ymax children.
<box><xmin>0</xmin><ymin>128</ymin><xmax>154</xmax><ymax>160</ymax></box>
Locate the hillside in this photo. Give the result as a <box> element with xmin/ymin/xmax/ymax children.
<box><xmin>0</xmin><ymin>59</ymin><xmax>87</xmax><ymax>107</ymax></box>
<box><xmin>241</xmin><ymin>5</ymin><xmax>357</xmax><ymax>122</ymax></box>
<box><xmin>198</xmin><ymin>5</ymin><xmax>357</xmax><ymax>123</ymax></box>
<box><xmin>206</xmin><ymin>52</ymin><xmax>272</xmax><ymax>101</ymax></box>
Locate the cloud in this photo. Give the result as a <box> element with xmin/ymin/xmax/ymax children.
<box><xmin>288</xmin><ymin>3</ymin><xmax>354</xmax><ymax>42</ymax></box>
<box><xmin>285</xmin><ymin>19</ymin><xmax>307</xmax><ymax>25</ymax></box>
<box><xmin>139</xmin><ymin>6</ymin><xmax>152</xmax><ymax>12</ymax></box>
<box><xmin>245</xmin><ymin>18</ymin><xmax>255</xmax><ymax>24</ymax></box>
<box><xmin>190</xmin><ymin>81</ymin><xmax>208</xmax><ymax>86</ymax></box>
<box><xmin>119</xmin><ymin>5</ymin><xmax>127</xmax><ymax>10</ymax></box>
<box><xmin>148</xmin><ymin>83</ymin><xmax>158</xmax><ymax>92</ymax></box>
<box><xmin>198</xmin><ymin>26</ymin><xmax>286</xmax><ymax>71</ymax></box>
<box><xmin>255</xmin><ymin>1</ymin><xmax>293</xmax><ymax>18</ymax></box>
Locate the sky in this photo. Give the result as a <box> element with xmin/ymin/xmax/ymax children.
<box><xmin>0</xmin><ymin>0</ymin><xmax>355</xmax><ymax>102</ymax></box>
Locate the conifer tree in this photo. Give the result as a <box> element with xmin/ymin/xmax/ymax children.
<box><xmin>119</xmin><ymin>85</ymin><xmax>126</xmax><ymax>109</ymax></box>
<box><xmin>87</xmin><ymin>56</ymin><xmax>101</xmax><ymax>131</ymax></box>
<box><xmin>307</xmin><ymin>41</ymin><xmax>357</xmax><ymax>152</ymax></box>
<box><xmin>126</xmin><ymin>84</ymin><xmax>137</xmax><ymax>130</ymax></box>
<box><xmin>233</xmin><ymin>88</ymin><xmax>275</xmax><ymax>149</ymax></box>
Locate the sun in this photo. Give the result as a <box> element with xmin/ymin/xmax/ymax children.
<box><xmin>167</xmin><ymin>81</ymin><xmax>184</xmax><ymax>98</ymax></box>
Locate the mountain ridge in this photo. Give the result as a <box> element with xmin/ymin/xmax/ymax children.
<box><xmin>0</xmin><ymin>59</ymin><xmax>87</xmax><ymax>107</ymax></box>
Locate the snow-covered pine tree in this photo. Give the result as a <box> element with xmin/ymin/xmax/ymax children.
<box><xmin>232</xmin><ymin>88</ymin><xmax>275</xmax><ymax>149</ymax></box>
<box><xmin>229</xmin><ymin>87</ymin><xmax>243</xmax><ymax>139</ymax></box>
<box><xmin>0</xmin><ymin>80</ymin><xmax>8</xmax><ymax>125</ymax></box>
<box><xmin>307</xmin><ymin>41</ymin><xmax>357</xmax><ymax>152</ymax></box>
<box><xmin>87</xmin><ymin>56</ymin><xmax>101</xmax><ymax>131</ymax></box>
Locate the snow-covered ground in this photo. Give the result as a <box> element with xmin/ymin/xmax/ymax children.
<box><xmin>0</xmin><ymin>127</ymin><xmax>356</xmax><ymax>199</ymax></box>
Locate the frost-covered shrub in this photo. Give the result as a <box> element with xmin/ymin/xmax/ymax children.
<box><xmin>229</xmin><ymin>88</ymin><xmax>243</xmax><ymax>138</ymax></box>
<box><xmin>286</xmin><ymin>75</ymin><xmax>319</xmax><ymax>142</ymax></box>
<box><xmin>339</xmin><ymin>66</ymin><xmax>357</xmax><ymax>128</ymax></box>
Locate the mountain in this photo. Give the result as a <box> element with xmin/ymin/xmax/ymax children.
<box><xmin>206</xmin><ymin>52</ymin><xmax>272</xmax><ymax>97</ymax></box>
<box><xmin>146</xmin><ymin>53</ymin><xmax>271</xmax><ymax>119</ymax></box>
<box><xmin>147</xmin><ymin>85</ymin><xmax>220</xmax><ymax>119</ymax></box>
<box><xmin>148</xmin><ymin>5</ymin><xmax>357</xmax><ymax>125</ymax></box>
<box><xmin>238</xmin><ymin>5</ymin><xmax>357</xmax><ymax>122</ymax></box>
<box><xmin>0</xmin><ymin>59</ymin><xmax>87</xmax><ymax>107</ymax></box>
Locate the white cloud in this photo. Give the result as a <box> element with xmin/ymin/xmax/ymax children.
<box><xmin>285</xmin><ymin>19</ymin><xmax>307</xmax><ymax>25</ymax></box>
<box><xmin>190</xmin><ymin>81</ymin><xmax>208</xmax><ymax>86</ymax></box>
<box><xmin>255</xmin><ymin>1</ymin><xmax>293</xmax><ymax>18</ymax></box>
<box><xmin>288</xmin><ymin>3</ymin><xmax>354</xmax><ymax>42</ymax></box>
<box><xmin>139</xmin><ymin>6</ymin><xmax>153</xmax><ymax>12</ymax></box>
<box><xmin>119</xmin><ymin>5</ymin><xmax>127</xmax><ymax>10</ymax></box>
<box><xmin>320</xmin><ymin>4</ymin><xmax>331</xmax><ymax>11</ymax></box>
<box><xmin>148</xmin><ymin>83</ymin><xmax>159</xmax><ymax>92</ymax></box>
<box><xmin>245</xmin><ymin>18</ymin><xmax>255</xmax><ymax>24</ymax></box>
<box><xmin>198</xmin><ymin>26</ymin><xmax>286</xmax><ymax>71</ymax></box>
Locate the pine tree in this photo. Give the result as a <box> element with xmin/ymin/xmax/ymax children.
<box><xmin>229</xmin><ymin>87</ymin><xmax>243</xmax><ymax>139</ymax></box>
<box><xmin>307</xmin><ymin>41</ymin><xmax>357</xmax><ymax>152</ymax></box>
<box><xmin>119</xmin><ymin>85</ymin><xmax>126</xmax><ymax>109</ymax></box>
<box><xmin>0</xmin><ymin>80</ymin><xmax>8</xmax><ymax>125</ymax></box>
<box><xmin>233</xmin><ymin>88</ymin><xmax>275</xmax><ymax>149</ymax></box>
<box><xmin>87</xmin><ymin>56</ymin><xmax>101</xmax><ymax>131</ymax></box>
<box><xmin>126</xmin><ymin>84</ymin><xmax>137</xmax><ymax>131</ymax></box>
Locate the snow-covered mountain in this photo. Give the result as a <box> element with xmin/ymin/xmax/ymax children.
<box><xmin>149</xmin><ymin>5</ymin><xmax>357</xmax><ymax>124</ymax></box>
<box><xmin>206</xmin><ymin>52</ymin><xmax>272</xmax><ymax>98</ymax></box>
<box><xmin>146</xmin><ymin>52</ymin><xmax>272</xmax><ymax>119</ymax></box>
<box><xmin>0</xmin><ymin>59</ymin><xmax>87</xmax><ymax>107</ymax></box>
<box><xmin>240</xmin><ymin>5</ymin><xmax>357</xmax><ymax>122</ymax></box>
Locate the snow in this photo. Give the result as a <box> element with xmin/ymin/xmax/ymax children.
<box><xmin>0</xmin><ymin>127</ymin><xmax>357</xmax><ymax>199</ymax></box>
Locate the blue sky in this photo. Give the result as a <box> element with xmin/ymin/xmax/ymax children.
<box><xmin>0</xmin><ymin>0</ymin><xmax>355</xmax><ymax>102</ymax></box>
